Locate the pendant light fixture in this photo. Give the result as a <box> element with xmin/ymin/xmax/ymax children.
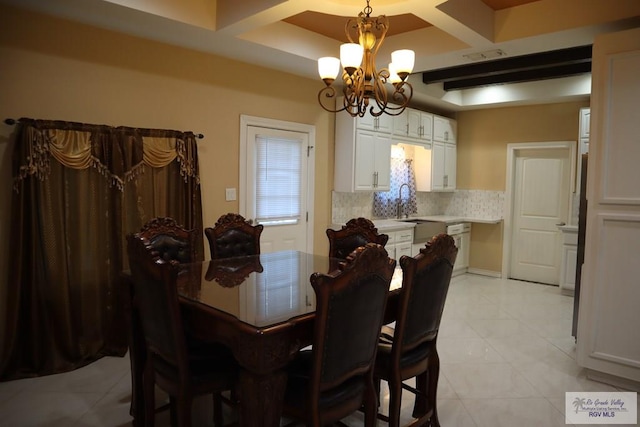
<box><xmin>317</xmin><ymin>0</ymin><xmax>415</xmax><ymax>117</ymax></box>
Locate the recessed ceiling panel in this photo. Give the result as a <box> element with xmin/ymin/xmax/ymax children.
<box><xmin>481</xmin><ymin>0</ymin><xmax>542</xmax><ymax>10</ymax></box>
<box><xmin>283</xmin><ymin>11</ymin><xmax>430</xmax><ymax>42</ymax></box>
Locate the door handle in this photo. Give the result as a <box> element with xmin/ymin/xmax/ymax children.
<box><xmin>556</xmin><ymin>222</ymin><xmax>566</xmax><ymax>226</ymax></box>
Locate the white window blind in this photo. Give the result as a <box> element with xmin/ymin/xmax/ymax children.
<box><xmin>255</xmin><ymin>135</ymin><xmax>302</xmax><ymax>226</ymax></box>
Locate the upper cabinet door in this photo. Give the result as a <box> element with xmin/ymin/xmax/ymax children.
<box><xmin>420</xmin><ymin>112</ymin><xmax>433</xmax><ymax>142</ymax></box>
<box><xmin>392</xmin><ymin>109</ymin><xmax>409</xmax><ymax>136</ymax></box>
<box><xmin>357</xmin><ymin>112</ymin><xmax>392</xmax><ymax>134</ymax></box>
<box><xmin>579</xmin><ymin>108</ymin><xmax>591</xmax><ymax>139</ymax></box>
<box><xmin>376</xmin><ymin>113</ymin><xmax>393</xmax><ymax>134</ymax></box>
<box><xmin>433</xmin><ymin>115</ymin><xmax>456</xmax><ymax>143</ymax></box>
<box><xmin>356</xmin><ymin>112</ymin><xmax>376</xmax><ymax>131</ymax></box>
<box><xmin>407</xmin><ymin>109</ymin><xmax>422</xmax><ymax>139</ymax></box>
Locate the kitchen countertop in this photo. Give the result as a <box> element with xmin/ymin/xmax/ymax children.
<box><xmin>372</xmin><ymin>216</ymin><xmax>503</xmax><ymax>231</ymax></box>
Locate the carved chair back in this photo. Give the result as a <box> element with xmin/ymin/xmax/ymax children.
<box><xmin>326</xmin><ymin>217</ymin><xmax>389</xmax><ymax>260</ymax></box>
<box><xmin>205</xmin><ymin>213</ymin><xmax>264</xmax><ymax>259</ymax></box>
<box><xmin>137</xmin><ymin>217</ymin><xmax>197</xmax><ymax>263</ymax></box>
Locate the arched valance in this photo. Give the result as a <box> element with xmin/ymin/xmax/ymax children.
<box><xmin>13</xmin><ymin>118</ymin><xmax>200</xmax><ymax>191</ymax></box>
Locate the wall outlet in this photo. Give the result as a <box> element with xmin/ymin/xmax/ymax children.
<box><xmin>225</xmin><ymin>188</ymin><xmax>237</xmax><ymax>201</ymax></box>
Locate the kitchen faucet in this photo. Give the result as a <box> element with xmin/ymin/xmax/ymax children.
<box><xmin>396</xmin><ymin>183</ymin><xmax>410</xmax><ymax>219</ymax></box>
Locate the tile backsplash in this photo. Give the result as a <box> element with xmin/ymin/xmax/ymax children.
<box><xmin>332</xmin><ymin>190</ymin><xmax>505</xmax><ymax>224</ymax></box>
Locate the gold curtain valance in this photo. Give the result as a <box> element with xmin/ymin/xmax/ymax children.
<box><xmin>12</xmin><ymin>118</ymin><xmax>200</xmax><ymax>191</ymax></box>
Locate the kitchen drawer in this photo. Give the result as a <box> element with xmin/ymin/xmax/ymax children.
<box><xmin>395</xmin><ymin>229</ymin><xmax>414</xmax><ymax>243</ymax></box>
<box><xmin>386</xmin><ymin>228</ymin><xmax>414</xmax><ymax>244</ymax></box>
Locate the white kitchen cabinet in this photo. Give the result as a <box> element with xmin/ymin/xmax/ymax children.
<box><xmin>448</xmin><ymin>223</ymin><xmax>470</xmax><ymax>276</ymax></box>
<box><xmin>444</xmin><ymin>142</ymin><xmax>456</xmax><ymax>190</ymax></box>
<box><xmin>353</xmin><ymin>130</ymin><xmax>391</xmax><ymax>191</ymax></box>
<box><xmin>431</xmin><ymin>142</ymin><xmax>446</xmax><ymax>191</ymax></box>
<box><xmin>579</xmin><ymin>107</ymin><xmax>590</xmax><ymax>140</ymax></box>
<box><xmin>385</xmin><ymin>227</ymin><xmax>414</xmax><ymax>260</ymax></box>
<box><xmin>558</xmin><ymin>226</ymin><xmax>578</xmax><ymax>295</ymax></box>
<box><xmin>576</xmin><ymin>27</ymin><xmax>640</xmax><ymax>387</ymax></box>
<box><xmin>335</xmin><ymin>112</ymin><xmax>392</xmax><ymax>192</ymax></box>
<box><xmin>409</xmin><ymin>115</ymin><xmax>456</xmax><ymax>192</ymax></box>
<box><xmin>392</xmin><ymin>108</ymin><xmax>409</xmax><ymax>136</ymax></box>
<box><xmin>393</xmin><ymin>108</ymin><xmax>433</xmax><ymax>143</ymax></box>
<box><xmin>433</xmin><ymin>115</ymin><xmax>456</xmax><ymax>143</ymax></box>
<box><xmin>413</xmin><ymin>140</ymin><xmax>456</xmax><ymax>192</ymax></box>
<box><xmin>357</xmin><ymin>110</ymin><xmax>392</xmax><ymax>134</ymax></box>
<box><xmin>576</xmin><ymin>108</ymin><xmax>589</xmax><ymax>194</ymax></box>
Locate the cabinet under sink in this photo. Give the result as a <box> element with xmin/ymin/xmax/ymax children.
<box><xmin>398</xmin><ymin>219</ymin><xmax>446</xmax><ymax>244</ymax></box>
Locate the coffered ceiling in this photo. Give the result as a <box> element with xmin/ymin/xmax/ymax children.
<box><xmin>3</xmin><ymin>0</ymin><xmax>640</xmax><ymax>111</ymax></box>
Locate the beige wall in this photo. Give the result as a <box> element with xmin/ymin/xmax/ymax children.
<box><xmin>457</xmin><ymin>100</ymin><xmax>590</xmax><ymax>272</ymax></box>
<box><xmin>0</xmin><ymin>4</ymin><xmax>335</xmax><ymax>269</ymax></box>
<box><xmin>0</xmin><ymin>4</ymin><xmax>592</xmax><ymax>289</ymax></box>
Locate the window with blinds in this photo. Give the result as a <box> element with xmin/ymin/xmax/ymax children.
<box><xmin>255</xmin><ymin>135</ymin><xmax>302</xmax><ymax>226</ymax></box>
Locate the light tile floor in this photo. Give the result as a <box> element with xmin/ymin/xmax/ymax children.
<box><xmin>1</xmin><ymin>274</ymin><xmax>637</xmax><ymax>426</ymax></box>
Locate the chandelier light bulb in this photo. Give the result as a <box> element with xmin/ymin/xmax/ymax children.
<box><xmin>318</xmin><ymin>57</ymin><xmax>341</xmax><ymax>84</ymax></box>
<box><xmin>340</xmin><ymin>43</ymin><xmax>364</xmax><ymax>75</ymax></box>
<box><xmin>391</xmin><ymin>49</ymin><xmax>415</xmax><ymax>79</ymax></box>
<box><xmin>388</xmin><ymin>62</ymin><xmax>402</xmax><ymax>84</ymax></box>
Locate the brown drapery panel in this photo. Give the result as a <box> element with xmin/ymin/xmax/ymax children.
<box><xmin>1</xmin><ymin>118</ymin><xmax>203</xmax><ymax>380</ymax></box>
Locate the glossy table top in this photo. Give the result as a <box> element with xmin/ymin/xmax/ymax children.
<box><xmin>176</xmin><ymin>250</ymin><xmax>402</xmax><ymax>328</ymax></box>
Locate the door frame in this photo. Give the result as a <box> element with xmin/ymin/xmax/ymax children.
<box><xmin>239</xmin><ymin>115</ymin><xmax>316</xmax><ymax>253</ymax></box>
<box><xmin>502</xmin><ymin>141</ymin><xmax>576</xmax><ymax>280</ymax></box>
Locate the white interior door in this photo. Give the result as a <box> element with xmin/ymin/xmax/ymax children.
<box><xmin>240</xmin><ymin>116</ymin><xmax>315</xmax><ymax>254</ymax></box>
<box><xmin>509</xmin><ymin>146</ymin><xmax>573</xmax><ymax>285</ymax></box>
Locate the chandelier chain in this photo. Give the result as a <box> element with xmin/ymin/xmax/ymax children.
<box><xmin>364</xmin><ymin>0</ymin><xmax>372</xmax><ymax>17</ymax></box>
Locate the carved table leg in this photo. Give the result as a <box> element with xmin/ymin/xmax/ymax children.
<box><xmin>237</xmin><ymin>368</ymin><xmax>287</xmax><ymax>427</ymax></box>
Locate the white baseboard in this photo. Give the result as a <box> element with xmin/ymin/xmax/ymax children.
<box><xmin>586</xmin><ymin>369</ymin><xmax>640</xmax><ymax>392</ymax></box>
<box><xmin>467</xmin><ymin>268</ymin><xmax>502</xmax><ymax>278</ymax></box>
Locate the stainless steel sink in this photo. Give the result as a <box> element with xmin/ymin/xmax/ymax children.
<box><xmin>400</xmin><ymin>219</ymin><xmax>446</xmax><ymax>243</ymax></box>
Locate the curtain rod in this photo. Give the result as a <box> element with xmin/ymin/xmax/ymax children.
<box><xmin>3</xmin><ymin>118</ymin><xmax>204</xmax><ymax>139</ymax></box>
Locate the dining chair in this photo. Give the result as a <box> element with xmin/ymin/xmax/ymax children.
<box><xmin>282</xmin><ymin>243</ymin><xmax>396</xmax><ymax>427</ymax></box>
<box><xmin>374</xmin><ymin>233</ymin><xmax>457</xmax><ymax>427</ymax></box>
<box><xmin>137</xmin><ymin>216</ymin><xmax>198</xmax><ymax>263</ymax></box>
<box><xmin>126</xmin><ymin>233</ymin><xmax>239</xmax><ymax>427</ymax></box>
<box><xmin>205</xmin><ymin>213</ymin><xmax>264</xmax><ymax>259</ymax></box>
<box><xmin>124</xmin><ymin>217</ymin><xmax>203</xmax><ymax>424</ymax></box>
<box><xmin>326</xmin><ymin>217</ymin><xmax>389</xmax><ymax>259</ymax></box>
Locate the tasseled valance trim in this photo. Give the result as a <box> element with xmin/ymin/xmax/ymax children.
<box><xmin>12</xmin><ymin>118</ymin><xmax>201</xmax><ymax>192</ymax></box>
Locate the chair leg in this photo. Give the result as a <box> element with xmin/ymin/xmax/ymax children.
<box><xmin>364</xmin><ymin>383</ymin><xmax>378</xmax><ymax>427</ymax></box>
<box><xmin>412</xmin><ymin>371</ymin><xmax>428</xmax><ymax>418</ymax></box>
<box><xmin>169</xmin><ymin>397</ymin><xmax>177</xmax><ymax>427</ymax></box>
<box><xmin>142</xmin><ymin>364</ymin><xmax>156</xmax><ymax>427</ymax></box>
<box><xmin>425</xmin><ymin>352</ymin><xmax>441</xmax><ymax>427</ymax></box>
<box><xmin>374</xmin><ymin>378</ymin><xmax>382</xmax><ymax>410</ymax></box>
<box><xmin>213</xmin><ymin>392</ymin><xmax>224</xmax><ymax>427</ymax></box>
<box><xmin>388</xmin><ymin>378</ymin><xmax>403</xmax><ymax>427</ymax></box>
<box><xmin>175</xmin><ymin>395</ymin><xmax>193</xmax><ymax>427</ymax></box>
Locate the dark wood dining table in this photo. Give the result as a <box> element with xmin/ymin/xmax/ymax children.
<box><xmin>124</xmin><ymin>250</ymin><xmax>403</xmax><ymax>427</ymax></box>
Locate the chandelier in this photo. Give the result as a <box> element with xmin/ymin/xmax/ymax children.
<box><xmin>317</xmin><ymin>0</ymin><xmax>415</xmax><ymax>118</ymax></box>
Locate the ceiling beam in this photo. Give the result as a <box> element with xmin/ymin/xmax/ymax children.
<box><xmin>443</xmin><ymin>62</ymin><xmax>591</xmax><ymax>90</ymax></box>
<box><xmin>422</xmin><ymin>44</ymin><xmax>592</xmax><ymax>90</ymax></box>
